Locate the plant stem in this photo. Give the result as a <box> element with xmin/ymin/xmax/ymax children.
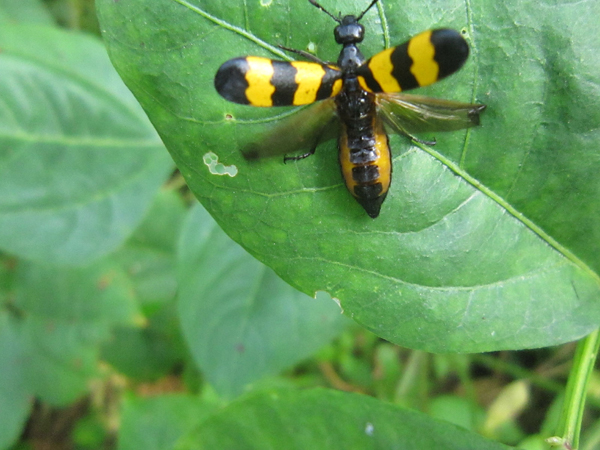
<box><xmin>551</xmin><ymin>329</ymin><xmax>600</xmax><ymax>450</ymax></box>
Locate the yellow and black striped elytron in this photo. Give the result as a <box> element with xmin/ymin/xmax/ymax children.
<box><xmin>215</xmin><ymin>0</ymin><xmax>485</xmax><ymax>218</ymax></box>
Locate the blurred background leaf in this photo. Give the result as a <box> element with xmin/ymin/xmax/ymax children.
<box><xmin>0</xmin><ymin>0</ymin><xmax>53</xmax><ymax>25</ymax></box>
<box><xmin>175</xmin><ymin>388</ymin><xmax>513</xmax><ymax>450</ymax></box>
<box><xmin>0</xmin><ymin>23</ymin><xmax>172</xmax><ymax>265</ymax></box>
<box><xmin>177</xmin><ymin>204</ymin><xmax>349</xmax><ymax>398</ymax></box>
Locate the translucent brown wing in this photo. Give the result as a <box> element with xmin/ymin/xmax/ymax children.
<box><xmin>377</xmin><ymin>92</ymin><xmax>486</xmax><ymax>136</ymax></box>
<box><xmin>242</xmin><ymin>99</ymin><xmax>339</xmax><ymax>160</ymax></box>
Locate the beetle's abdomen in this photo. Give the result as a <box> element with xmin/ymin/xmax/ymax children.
<box><xmin>339</xmin><ymin>117</ymin><xmax>391</xmax><ymax>218</ymax></box>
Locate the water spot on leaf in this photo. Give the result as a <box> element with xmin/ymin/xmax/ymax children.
<box><xmin>203</xmin><ymin>152</ymin><xmax>238</xmax><ymax>177</ymax></box>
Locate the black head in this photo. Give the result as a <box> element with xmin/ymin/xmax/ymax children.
<box><xmin>309</xmin><ymin>0</ymin><xmax>378</xmax><ymax>45</ymax></box>
<box><xmin>334</xmin><ymin>16</ymin><xmax>365</xmax><ymax>44</ymax></box>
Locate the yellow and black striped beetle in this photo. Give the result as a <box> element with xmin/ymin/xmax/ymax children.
<box><xmin>215</xmin><ymin>0</ymin><xmax>485</xmax><ymax>218</ymax></box>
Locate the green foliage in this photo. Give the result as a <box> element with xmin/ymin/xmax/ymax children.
<box><xmin>118</xmin><ymin>394</ymin><xmax>214</xmax><ymax>450</ymax></box>
<box><xmin>178</xmin><ymin>205</ymin><xmax>348</xmax><ymax>398</ymax></box>
<box><xmin>1</xmin><ymin>0</ymin><xmax>600</xmax><ymax>449</ymax></box>
<box><xmin>0</xmin><ymin>24</ymin><xmax>171</xmax><ymax>265</ymax></box>
<box><xmin>101</xmin><ymin>190</ymin><xmax>188</xmax><ymax>381</ymax></box>
<box><xmin>0</xmin><ymin>0</ymin><xmax>53</xmax><ymax>24</ymax></box>
<box><xmin>0</xmin><ymin>258</ymin><xmax>140</xmax><ymax>447</ymax></box>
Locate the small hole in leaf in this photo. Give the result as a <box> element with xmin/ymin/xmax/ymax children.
<box><xmin>203</xmin><ymin>152</ymin><xmax>238</xmax><ymax>177</ymax></box>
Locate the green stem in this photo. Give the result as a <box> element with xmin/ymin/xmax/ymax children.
<box><xmin>551</xmin><ymin>329</ymin><xmax>600</xmax><ymax>449</ymax></box>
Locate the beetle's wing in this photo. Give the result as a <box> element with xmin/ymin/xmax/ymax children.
<box><xmin>378</xmin><ymin>92</ymin><xmax>486</xmax><ymax>135</ymax></box>
<box><xmin>357</xmin><ymin>29</ymin><xmax>470</xmax><ymax>94</ymax></box>
<box><xmin>242</xmin><ymin>99</ymin><xmax>339</xmax><ymax>160</ymax></box>
<box><xmin>215</xmin><ymin>57</ymin><xmax>342</xmax><ymax>107</ymax></box>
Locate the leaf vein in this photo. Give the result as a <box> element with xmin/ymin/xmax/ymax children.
<box><xmin>279</xmin><ymin>256</ymin><xmax>573</xmax><ymax>291</ymax></box>
<box><xmin>171</xmin><ymin>0</ymin><xmax>290</xmax><ymax>60</ymax></box>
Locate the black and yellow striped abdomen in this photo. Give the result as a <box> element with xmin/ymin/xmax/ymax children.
<box><xmin>357</xmin><ymin>29</ymin><xmax>469</xmax><ymax>93</ymax></box>
<box><xmin>339</xmin><ymin>117</ymin><xmax>391</xmax><ymax>219</ymax></box>
<box><xmin>335</xmin><ymin>76</ymin><xmax>392</xmax><ymax>219</ymax></box>
<box><xmin>215</xmin><ymin>57</ymin><xmax>343</xmax><ymax>107</ymax></box>
<box><xmin>338</xmin><ymin>117</ymin><xmax>392</xmax><ymax>218</ymax></box>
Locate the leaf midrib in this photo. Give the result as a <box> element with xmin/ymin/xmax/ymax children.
<box><xmin>1</xmin><ymin>37</ymin><xmax>148</xmax><ymax>129</ymax></box>
<box><xmin>263</xmin><ymin>253</ymin><xmax>573</xmax><ymax>291</ymax></box>
<box><xmin>418</xmin><ymin>141</ymin><xmax>600</xmax><ymax>286</ymax></box>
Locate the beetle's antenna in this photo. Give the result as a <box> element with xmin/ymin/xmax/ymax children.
<box><xmin>356</xmin><ymin>0</ymin><xmax>379</xmax><ymax>21</ymax></box>
<box><xmin>308</xmin><ymin>0</ymin><xmax>341</xmax><ymax>23</ymax></box>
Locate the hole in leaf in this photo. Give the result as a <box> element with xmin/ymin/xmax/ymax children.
<box><xmin>203</xmin><ymin>152</ymin><xmax>238</xmax><ymax>177</ymax></box>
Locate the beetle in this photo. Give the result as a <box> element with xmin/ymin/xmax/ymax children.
<box><xmin>215</xmin><ymin>0</ymin><xmax>485</xmax><ymax>218</ymax></box>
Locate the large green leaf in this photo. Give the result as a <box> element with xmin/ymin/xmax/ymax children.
<box><xmin>174</xmin><ymin>388</ymin><xmax>512</xmax><ymax>450</ymax></box>
<box><xmin>0</xmin><ymin>24</ymin><xmax>172</xmax><ymax>265</ymax></box>
<box><xmin>96</xmin><ymin>0</ymin><xmax>600</xmax><ymax>352</ymax></box>
<box><xmin>177</xmin><ymin>205</ymin><xmax>348</xmax><ymax>398</ymax></box>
